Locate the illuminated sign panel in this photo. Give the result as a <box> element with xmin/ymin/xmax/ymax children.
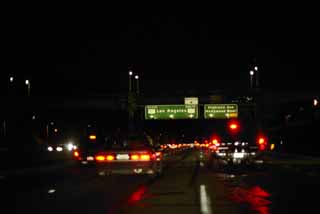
<box><xmin>204</xmin><ymin>104</ymin><xmax>238</xmax><ymax>119</ymax></box>
<box><xmin>145</xmin><ymin>105</ymin><xmax>198</xmax><ymax>120</ymax></box>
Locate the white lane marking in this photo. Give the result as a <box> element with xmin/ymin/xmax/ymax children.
<box><xmin>200</xmin><ymin>185</ymin><xmax>212</xmax><ymax>214</ymax></box>
<box><xmin>200</xmin><ymin>162</ymin><xmax>204</xmax><ymax>167</ymax></box>
<box><xmin>48</xmin><ymin>189</ymin><xmax>56</xmax><ymax>194</ymax></box>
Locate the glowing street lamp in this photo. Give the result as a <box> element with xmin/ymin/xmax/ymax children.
<box><xmin>249</xmin><ymin>70</ymin><xmax>254</xmax><ymax>89</ymax></box>
<box><xmin>128</xmin><ymin>70</ymin><xmax>133</xmax><ymax>92</ymax></box>
<box><xmin>9</xmin><ymin>76</ymin><xmax>14</xmax><ymax>83</ymax></box>
<box><xmin>135</xmin><ymin>75</ymin><xmax>139</xmax><ymax>94</ymax></box>
<box><xmin>25</xmin><ymin>79</ymin><xmax>31</xmax><ymax>96</ymax></box>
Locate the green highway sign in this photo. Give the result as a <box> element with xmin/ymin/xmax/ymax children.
<box><xmin>204</xmin><ymin>104</ymin><xmax>238</xmax><ymax>119</ymax></box>
<box><xmin>145</xmin><ymin>105</ymin><xmax>198</xmax><ymax>120</ymax></box>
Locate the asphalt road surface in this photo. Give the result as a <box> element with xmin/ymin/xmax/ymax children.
<box><xmin>2</xmin><ymin>150</ymin><xmax>320</xmax><ymax>214</ymax></box>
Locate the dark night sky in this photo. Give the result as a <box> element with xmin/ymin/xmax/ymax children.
<box><xmin>2</xmin><ymin>10</ymin><xmax>320</xmax><ymax>96</ymax></box>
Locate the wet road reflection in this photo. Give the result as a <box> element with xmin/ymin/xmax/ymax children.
<box><xmin>231</xmin><ymin>186</ymin><xmax>272</xmax><ymax>214</ymax></box>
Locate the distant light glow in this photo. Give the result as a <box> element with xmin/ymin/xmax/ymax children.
<box><xmin>56</xmin><ymin>147</ymin><xmax>63</xmax><ymax>152</ymax></box>
<box><xmin>258</xmin><ymin>137</ymin><xmax>265</xmax><ymax>145</ymax></box>
<box><xmin>67</xmin><ymin>143</ymin><xmax>73</xmax><ymax>151</ymax></box>
<box><xmin>230</xmin><ymin>123</ymin><xmax>238</xmax><ymax>130</ymax></box>
<box><xmin>134</xmin><ymin>75</ymin><xmax>139</xmax><ymax>80</ymax></box>
<box><xmin>74</xmin><ymin>151</ymin><xmax>79</xmax><ymax>157</ymax></box>
<box><xmin>89</xmin><ymin>135</ymin><xmax>97</xmax><ymax>140</ymax></box>
<box><xmin>9</xmin><ymin>77</ymin><xmax>14</xmax><ymax>82</ymax></box>
<box><xmin>54</xmin><ymin>128</ymin><xmax>58</xmax><ymax>133</ymax></box>
<box><xmin>250</xmin><ymin>70</ymin><xmax>254</xmax><ymax>76</ymax></box>
<box><xmin>48</xmin><ymin>189</ymin><xmax>56</xmax><ymax>194</ymax></box>
<box><xmin>270</xmin><ymin>144</ymin><xmax>275</xmax><ymax>151</ymax></box>
<box><xmin>314</xmin><ymin>99</ymin><xmax>318</xmax><ymax>106</ymax></box>
<box><xmin>254</xmin><ymin>66</ymin><xmax>258</xmax><ymax>71</ymax></box>
<box><xmin>25</xmin><ymin>80</ymin><xmax>30</xmax><ymax>85</ymax></box>
<box><xmin>129</xmin><ymin>70</ymin><xmax>133</xmax><ymax>76</ymax></box>
<box><xmin>47</xmin><ymin>146</ymin><xmax>53</xmax><ymax>152</ymax></box>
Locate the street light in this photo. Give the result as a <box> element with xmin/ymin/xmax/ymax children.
<box><xmin>314</xmin><ymin>99</ymin><xmax>318</xmax><ymax>107</ymax></box>
<box><xmin>254</xmin><ymin>65</ymin><xmax>259</xmax><ymax>88</ymax></box>
<box><xmin>128</xmin><ymin>70</ymin><xmax>133</xmax><ymax>92</ymax></box>
<box><xmin>249</xmin><ymin>70</ymin><xmax>254</xmax><ymax>89</ymax></box>
<box><xmin>25</xmin><ymin>79</ymin><xmax>30</xmax><ymax>96</ymax></box>
<box><xmin>9</xmin><ymin>76</ymin><xmax>14</xmax><ymax>83</ymax></box>
<box><xmin>135</xmin><ymin>75</ymin><xmax>139</xmax><ymax>94</ymax></box>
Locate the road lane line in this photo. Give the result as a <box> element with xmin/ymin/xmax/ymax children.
<box><xmin>200</xmin><ymin>185</ymin><xmax>212</xmax><ymax>214</ymax></box>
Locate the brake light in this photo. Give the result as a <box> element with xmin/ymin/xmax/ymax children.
<box><xmin>74</xmin><ymin>151</ymin><xmax>79</xmax><ymax>157</ymax></box>
<box><xmin>106</xmin><ymin>155</ymin><xmax>115</xmax><ymax>161</ymax></box>
<box><xmin>140</xmin><ymin>154</ymin><xmax>150</xmax><ymax>161</ymax></box>
<box><xmin>258</xmin><ymin>137</ymin><xmax>265</xmax><ymax>145</ymax></box>
<box><xmin>95</xmin><ymin>155</ymin><xmax>105</xmax><ymax>161</ymax></box>
<box><xmin>131</xmin><ymin>154</ymin><xmax>140</xmax><ymax>160</ymax></box>
<box><xmin>257</xmin><ymin>136</ymin><xmax>267</xmax><ymax>151</ymax></box>
<box><xmin>89</xmin><ymin>135</ymin><xmax>97</xmax><ymax>140</ymax></box>
<box><xmin>228</xmin><ymin>120</ymin><xmax>240</xmax><ymax>132</ymax></box>
<box><xmin>230</xmin><ymin>123</ymin><xmax>238</xmax><ymax>130</ymax></box>
<box><xmin>259</xmin><ymin>144</ymin><xmax>266</xmax><ymax>151</ymax></box>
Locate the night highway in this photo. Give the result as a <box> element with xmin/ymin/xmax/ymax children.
<box><xmin>2</xmin><ymin>11</ymin><xmax>320</xmax><ymax>214</ymax></box>
<box><xmin>2</xmin><ymin>149</ymin><xmax>320</xmax><ymax>214</ymax></box>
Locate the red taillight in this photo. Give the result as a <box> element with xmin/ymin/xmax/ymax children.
<box><xmin>230</xmin><ymin>123</ymin><xmax>238</xmax><ymax>130</ymax></box>
<box><xmin>258</xmin><ymin>137</ymin><xmax>265</xmax><ymax>145</ymax></box>
<box><xmin>140</xmin><ymin>154</ymin><xmax>150</xmax><ymax>161</ymax></box>
<box><xmin>74</xmin><ymin>151</ymin><xmax>79</xmax><ymax>157</ymax></box>
<box><xmin>257</xmin><ymin>136</ymin><xmax>267</xmax><ymax>151</ymax></box>
<box><xmin>228</xmin><ymin>120</ymin><xmax>240</xmax><ymax>133</ymax></box>
<box><xmin>131</xmin><ymin>154</ymin><xmax>140</xmax><ymax>160</ymax></box>
<box><xmin>95</xmin><ymin>155</ymin><xmax>105</xmax><ymax>161</ymax></box>
<box><xmin>209</xmin><ymin>144</ymin><xmax>217</xmax><ymax>150</ymax></box>
<box><xmin>106</xmin><ymin>155</ymin><xmax>115</xmax><ymax>161</ymax></box>
<box><xmin>259</xmin><ymin>144</ymin><xmax>266</xmax><ymax>151</ymax></box>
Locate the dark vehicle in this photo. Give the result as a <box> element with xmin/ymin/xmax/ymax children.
<box><xmin>73</xmin><ymin>133</ymin><xmax>102</xmax><ymax>165</ymax></box>
<box><xmin>207</xmin><ymin>119</ymin><xmax>268</xmax><ymax>167</ymax></box>
<box><xmin>94</xmin><ymin>133</ymin><xmax>163</xmax><ymax>176</ymax></box>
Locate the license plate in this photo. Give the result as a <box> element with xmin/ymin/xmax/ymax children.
<box><xmin>116</xmin><ymin>154</ymin><xmax>129</xmax><ymax>160</ymax></box>
<box><xmin>87</xmin><ymin>156</ymin><xmax>94</xmax><ymax>161</ymax></box>
<box><xmin>233</xmin><ymin>153</ymin><xmax>244</xmax><ymax>158</ymax></box>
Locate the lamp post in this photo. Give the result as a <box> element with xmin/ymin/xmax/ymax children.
<box><xmin>249</xmin><ymin>70</ymin><xmax>254</xmax><ymax>89</ymax></box>
<box><xmin>129</xmin><ymin>70</ymin><xmax>133</xmax><ymax>92</ymax></box>
<box><xmin>25</xmin><ymin>79</ymin><xmax>31</xmax><ymax>96</ymax></box>
<box><xmin>135</xmin><ymin>75</ymin><xmax>139</xmax><ymax>94</ymax></box>
<box><xmin>254</xmin><ymin>65</ymin><xmax>259</xmax><ymax>88</ymax></box>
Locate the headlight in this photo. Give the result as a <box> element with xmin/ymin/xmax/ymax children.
<box><xmin>56</xmin><ymin>146</ymin><xmax>63</xmax><ymax>152</ymax></box>
<box><xmin>67</xmin><ymin>143</ymin><xmax>74</xmax><ymax>151</ymax></box>
<box><xmin>47</xmin><ymin>146</ymin><xmax>53</xmax><ymax>152</ymax></box>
